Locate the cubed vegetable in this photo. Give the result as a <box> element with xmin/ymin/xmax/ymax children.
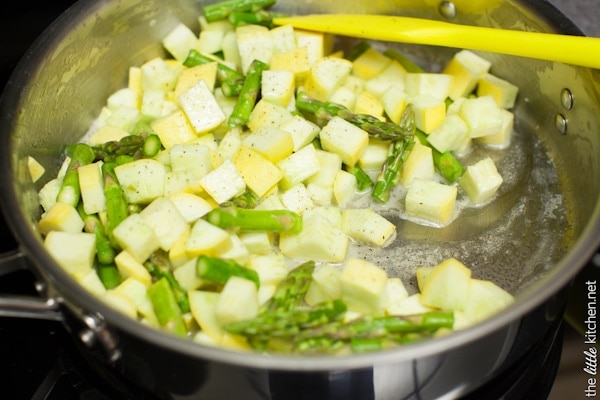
<box><xmin>114</xmin><ymin>159</ymin><xmax>166</xmax><ymax>204</ymax></box>
<box><xmin>113</xmin><ymin>213</ymin><xmax>161</xmax><ymax>263</ymax></box>
<box><xmin>233</xmin><ymin>146</ymin><xmax>283</xmax><ymax>198</ymax></box>
<box><xmin>44</xmin><ymin>231</ymin><xmax>96</xmax><ymax>276</ymax></box>
<box><xmin>459</xmin><ymin>157</ymin><xmax>503</xmax><ymax>203</ymax></box>
<box><xmin>186</xmin><ymin>218</ymin><xmax>231</xmax><ymax>257</ymax></box>
<box><xmin>277</xmin><ymin>144</ymin><xmax>321</xmax><ymax>189</ymax></box>
<box><xmin>476</xmin><ymin>73</ymin><xmax>519</xmax><ymax>109</ymax></box>
<box><xmin>442</xmin><ymin>50</ymin><xmax>491</xmax><ymax>100</ymax></box>
<box><xmin>215</xmin><ymin>276</ymin><xmax>259</xmax><ymax>325</ymax></box>
<box><xmin>341</xmin><ymin>208</ymin><xmax>396</xmax><ymax>246</ymax></box>
<box><xmin>242</xmin><ymin>126</ymin><xmax>294</xmax><ymax>163</ymax></box>
<box><xmin>419</xmin><ymin>258</ymin><xmax>472</xmax><ymax>311</ymax></box>
<box><xmin>178</xmin><ymin>80</ymin><xmax>226</xmax><ymax>134</ymax></box>
<box><xmin>38</xmin><ymin>202</ymin><xmax>84</xmax><ymax>235</ymax></box>
<box><xmin>139</xmin><ymin>197</ymin><xmax>189</xmax><ymax>251</ymax></box>
<box><xmin>405</xmin><ymin>179</ymin><xmax>457</xmax><ymax>224</ymax></box>
<box><xmin>340</xmin><ymin>258</ymin><xmax>388</xmax><ymax>314</ymax></box>
<box><xmin>114</xmin><ymin>250</ymin><xmax>153</xmax><ymax>286</ymax></box>
<box><xmin>303</xmin><ymin>57</ymin><xmax>353</xmax><ymax>102</ymax></box>
<box><xmin>319</xmin><ymin>116</ymin><xmax>369</xmax><ymax>167</ymax></box>
<box><xmin>199</xmin><ymin>159</ymin><xmax>246</xmax><ymax>204</ymax></box>
<box><xmin>400</xmin><ymin>139</ymin><xmax>434</xmax><ymax>186</ymax></box>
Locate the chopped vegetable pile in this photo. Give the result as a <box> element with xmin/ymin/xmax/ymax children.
<box><xmin>33</xmin><ymin>0</ymin><xmax>519</xmax><ymax>354</ymax></box>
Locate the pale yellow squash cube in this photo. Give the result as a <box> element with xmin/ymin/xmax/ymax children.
<box><xmin>243</xmin><ymin>126</ymin><xmax>294</xmax><ymax>163</ymax></box>
<box><xmin>188</xmin><ymin>290</ymin><xmax>224</xmax><ymax>343</ymax></box>
<box><xmin>333</xmin><ymin>170</ymin><xmax>358</xmax><ymax>206</ymax></box>
<box><xmin>476</xmin><ymin>73</ymin><xmax>519</xmax><ymax>109</ymax></box>
<box><xmin>270</xmin><ymin>24</ymin><xmax>297</xmax><ymax>54</ymax></box>
<box><xmin>381</xmin><ymin>278</ymin><xmax>409</xmax><ymax>315</ymax></box>
<box><xmin>319</xmin><ymin>116</ymin><xmax>369</xmax><ymax>167</ymax></box>
<box><xmin>169</xmin><ymin>143</ymin><xmax>212</xmax><ymax>179</ymax></box>
<box><xmin>277</xmin><ymin>144</ymin><xmax>321</xmax><ymax>189</ymax></box>
<box><xmin>151</xmin><ymin>110</ymin><xmax>197</xmax><ymax>150</ymax></box>
<box><xmin>178</xmin><ymin>80</ymin><xmax>226</xmax><ymax>134</ymax></box>
<box><xmin>78</xmin><ymin>161</ymin><xmax>106</xmax><ymax>215</ymax></box>
<box><xmin>305</xmin><ymin>264</ymin><xmax>342</xmax><ymax>306</ymax></box>
<box><xmin>199</xmin><ymin>160</ymin><xmax>246</xmax><ymax>204</ymax></box>
<box><xmin>162</xmin><ymin>23</ymin><xmax>200</xmax><ymax>62</ymax></box>
<box><xmin>405</xmin><ymin>73</ymin><xmax>453</xmax><ymax>101</ymax></box>
<box><xmin>279</xmin><ymin>183</ymin><xmax>314</xmax><ymax>215</ymax></box>
<box><xmin>233</xmin><ymin>146</ymin><xmax>283</xmax><ymax>198</ymax></box>
<box><xmin>27</xmin><ymin>156</ymin><xmax>45</xmax><ymax>183</ymax></box>
<box><xmin>169</xmin><ymin>229</ymin><xmax>192</xmax><ymax>268</ymax></box>
<box><xmin>329</xmin><ymin>85</ymin><xmax>357</xmax><ymax>109</ymax></box>
<box><xmin>261</xmin><ymin>70</ymin><xmax>295</xmax><ymax>107</ymax></box>
<box><xmin>419</xmin><ymin>257</ymin><xmax>472</xmax><ymax>311</ymax></box>
<box><xmin>87</xmin><ymin>125</ymin><xmax>130</xmax><ymax>147</ymax></box>
<box><xmin>410</xmin><ymin>94</ymin><xmax>447</xmax><ymax>134</ymax></box>
<box><xmin>279</xmin><ymin>115</ymin><xmax>320</xmax><ymax>152</ymax></box>
<box><xmin>38</xmin><ymin>202</ymin><xmax>84</xmax><ymax>235</ymax></box>
<box><xmin>463</xmin><ymin>279</ymin><xmax>514</xmax><ymax>323</ymax></box>
<box><xmin>215</xmin><ymin>276</ymin><xmax>259</xmax><ymax>325</ymax></box>
<box><xmin>175</xmin><ymin>62</ymin><xmax>219</xmax><ymax>98</ymax></box>
<box><xmin>352</xmin><ymin>48</ymin><xmax>392</xmax><ymax>80</ymax></box>
<box><xmin>236</xmin><ymin>24</ymin><xmax>273</xmax><ymax>74</ymax></box>
<box><xmin>270</xmin><ymin>47</ymin><xmax>311</xmax><ymax>82</ymax></box>
<box><xmin>341</xmin><ymin>208</ymin><xmax>396</xmax><ymax>246</ymax></box>
<box><xmin>458</xmin><ymin>157</ymin><xmax>503</xmax><ymax>203</ymax></box>
<box><xmin>139</xmin><ymin>197</ymin><xmax>189</xmax><ymax>252</ymax></box>
<box><xmin>217</xmin><ymin>127</ymin><xmax>243</xmax><ymax>161</ymax></box>
<box><xmin>168</xmin><ymin>192</ymin><xmax>214</xmax><ymax>224</ymax></box>
<box><xmin>307</xmin><ymin>149</ymin><xmax>343</xmax><ymax>188</ymax></box>
<box><xmin>113</xmin><ymin>213</ymin><xmax>161</xmax><ymax>263</ymax></box>
<box><xmin>381</xmin><ymin>85</ymin><xmax>408</xmax><ymax>124</ymax></box>
<box><xmin>247</xmin><ymin>99</ymin><xmax>293</xmax><ymax>132</ymax></box>
<box><xmin>246</xmin><ymin>253</ymin><xmax>288</xmax><ymax>286</ymax></box>
<box><xmin>442</xmin><ymin>50</ymin><xmax>491</xmax><ymax>100</ymax></box>
<box><xmin>239</xmin><ymin>232</ymin><xmax>273</xmax><ymax>255</ymax></box>
<box><xmin>358</xmin><ymin>139</ymin><xmax>390</xmax><ymax>171</ymax></box>
<box><xmin>303</xmin><ymin>57</ymin><xmax>353</xmax><ymax>102</ymax></box>
<box><xmin>354</xmin><ymin>91</ymin><xmax>384</xmax><ymax>119</ymax></box>
<box><xmin>340</xmin><ymin>258</ymin><xmax>388</xmax><ymax>314</ymax></box>
<box><xmin>364</xmin><ymin>60</ymin><xmax>406</xmax><ymax>97</ymax></box>
<box><xmin>294</xmin><ymin>29</ymin><xmax>334</xmax><ymax>66</ymax></box>
<box><xmin>44</xmin><ymin>231</ymin><xmax>96</xmax><ymax>277</ymax></box>
<box><xmin>186</xmin><ymin>218</ymin><xmax>231</xmax><ymax>257</ymax></box>
<box><xmin>477</xmin><ymin>108</ymin><xmax>514</xmax><ymax>149</ymax></box>
<box><xmin>114</xmin><ymin>159</ymin><xmax>166</xmax><ymax>204</ymax></box>
<box><xmin>401</xmin><ymin>139</ymin><xmax>435</xmax><ymax>186</ymax></box>
<box><xmin>426</xmin><ymin>114</ymin><xmax>470</xmax><ymax>153</ymax></box>
<box><xmin>140</xmin><ymin>57</ymin><xmax>180</xmax><ymax>92</ymax></box>
<box><xmin>140</xmin><ymin>89</ymin><xmax>166</xmax><ymax>119</ymax></box>
<box><xmin>459</xmin><ymin>95</ymin><xmax>504</xmax><ymax>138</ymax></box>
<box><xmin>405</xmin><ymin>179</ymin><xmax>457</xmax><ymax>224</ymax></box>
<box><xmin>114</xmin><ymin>250</ymin><xmax>153</xmax><ymax>286</ymax></box>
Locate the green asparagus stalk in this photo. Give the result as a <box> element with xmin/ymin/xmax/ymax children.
<box><xmin>414</xmin><ymin>129</ymin><xmax>464</xmax><ymax>183</ymax></box>
<box><xmin>383</xmin><ymin>49</ymin><xmax>425</xmax><ymax>73</ymax></box>
<box><xmin>228</xmin><ymin>59</ymin><xmax>269</xmax><ymax>127</ymax></box>
<box><xmin>346</xmin><ymin>41</ymin><xmax>371</xmax><ymax>62</ymax></box>
<box><xmin>224</xmin><ymin>191</ymin><xmax>260</xmax><ymax>209</ymax></box>
<box><xmin>91</xmin><ymin>134</ymin><xmax>145</xmax><ymax>162</ymax></box>
<box><xmin>145</xmin><ymin>253</ymin><xmax>190</xmax><ymax>313</ymax></box>
<box><xmin>205</xmin><ymin>206</ymin><xmax>302</xmax><ymax>233</ymax></box>
<box><xmin>296</xmin><ymin>92</ymin><xmax>415</xmax><ymax>141</ymax></box>
<box><xmin>346</xmin><ymin>164</ymin><xmax>374</xmax><ymax>191</ymax></box>
<box><xmin>147</xmin><ymin>277</ymin><xmax>187</xmax><ymax>337</ymax></box>
<box><xmin>96</xmin><ymin>263</ymin><xmax>122</xmax><ymax>290</ymax></box>
<box><xmin>183</xmin><ymin>49</ymin><xmax>245</xmax><ymax>97</ymax></box>
<box><xmin>142</xmin><ymin>134</ymin><xmax>162</xmax><ymax>158</ymax></box>
<box><xmin>228</xmin><ymin>10</ymin><xmax>284</xmax><ymax>28</ymax></box>
<box><xmin>203</xmin><ymin>0</ymin><xmax>276</xmax><ymax>23</ymax></box>
<box><xmin>372</xmin><ymin>136</ymin><xmax>416</xmax><ymax>203</ymax></box>
<box><xmin>195</xmin><ymin>255</ymin><xmax>260</xmax><ymax>288</ymax></box>
<box><xmin>56</xmin><ymin>143</ymin><xmax>96</xmax><ymax>207</ymax></box>
<box><xmin>260</xmin><ymin>261</ymin><xmax>315</xmax><ymax>313</ymax></box>
<box><xmin>76</xmin><ymin>203</ymin><xmax>117</xmax><ymax>265</ymax></box>
<box><xmin>101</xmin><ymin>162</ymin><xmax>129</xmax><ymax>246</ymax></box>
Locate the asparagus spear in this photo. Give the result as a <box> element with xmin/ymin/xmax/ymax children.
<box><xmin>183</xmin><ymin>49</ymin><xmax>245</xmax><ymax>97</ymax></box>
<box><xmin>346</xmin><ymin>41</ymin><xmax>372</xmax><ymax>62</ymax></box>
<box><xmin>101</xmin><ymin>162</ymin><xmax>129</xmax><ymax>246</ymax></box>
<box><xmin>96</xmin><ymin>263</ymin><xmax>122</xmax><ymax>290</ymax></box>
<box><xmin>205</xmin><ymin>207</ymin><xmax>302</xmax><ymax>233</ymax></box>
<box><xmin>383</xmin><ymin>49</ymin><xmax>425</xmax><ymax>73</ymax></box>
<box><xmin>146</xmin><ymin>253</ymin><xmax>190</xmax><ymax>313</ymax></box>
<box><xmin>228</xmin><ymin>59</ymin><xmax>269</xmax><ymax>127</ymax></box>
<box><xmin>260</xmin><ymin>261</ymin><xmax>315</xmax><ymax>313</ymax></box>
<box><xmin>56</xmin><ymin>143</ymin><xmax>95</xmax><ymax>207</ymax></box>
<box><xmin>142</xmin><ymin>134</ymin><xmax>162</xmax><ymax>158</ymax></box>
<box><xmin>91</xmin><ymin>134</ymin><xmax>145</xmax><ymax>162</ymax></box>
<box><xmin>372</xmin><ymin>136</ymin><xmax>416</xmax><ymax>203</ymax></box>
<box><xmin>228</xmin><ymin>10</ymin><xmax>284</xmax><ymax>28</ymax></box>
<box><xmin>346</xmin><ymin>164</ymin><xmax>374</xmax><ymax>191</ymax></box>
<box><xmin>195</xmin><ymin>255</ymin><xmax>260</xmax><ymax>288</ymax></box>
<box><xmin>222</xmin><ymin>191</ymin><xmax>260</xmax><ymax>209</ymax></box>
<box><xmin>76</xmin><ymin>203</ymin><xmax>116</xmax><ymax>265</ymax></box>
<box><xmin>296</xmin><ymin>92</ymin><xmax>415</xmax><ymax>141</ymax></box>
<box><xmin>147</xmin><ymin>277</ymin><xmax>187</xmax><ymax>337</ymax></box>
<box><xmin>203</xmin><ymin>0</ymin><xmax>276</xmax><ymax>23</ymax></box>
<box><xmin>414</xmin><ymin>129</ymin><xmax>464</xmax><ymax>183</ymax></box>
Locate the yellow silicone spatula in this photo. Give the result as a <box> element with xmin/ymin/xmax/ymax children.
<box><xmin>272</xmin><ymin>14</ymin><xmax>600</xmax><ymax>69</ymax></box>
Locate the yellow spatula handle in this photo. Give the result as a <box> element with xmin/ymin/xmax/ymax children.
<box><xmin>273</xmin><ymin>14</ymin><xmax>600</xmax><ymax>69</ymax></box>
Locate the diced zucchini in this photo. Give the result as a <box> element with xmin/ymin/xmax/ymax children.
<box><xmin>380</xmin><ymin>278</ymin><xmax>409</xmax><ymax>315</ymax></box>
<box><xmin>239</xmin><ymin>231</ymin><xmax>273</xmax><ymax>255</ymax></box>
<box><xmin>319</xmin><ymin>116</ymin><xmax>369</xmax><ymax>167</ymax></box>
<box><xmin>188</xmin><ymin>290</ymin><xmax>224</xmax><ymax>343</ymax></box>
<box><xmin>458</xmin><ymin>157</ymin><xmax>503</xmax><ymax>203</ymax></box>
<box><xmin>304</xmin><ymin>264</ymin><xmax>342</xmax><ymax>306</ymax></box>
<box><xmin>114</xmin><ymin>159</ymin><xmax>166</xmax><ymax>204</ymax></box>
<box><xmin>279</xmin><ymin>115</ymin><xmax>320</xmax><ymax>152</ymax></box>
<box><xmin>102</xmin><ymin>290</ymin><xmax>138</xmax><ymax>319</ymax></box>
<box><xmin>27</xmin><ymin>156</ymin><xmax>45</xmax><ymax>183</ymax></box>
<box><xmin>458</xmin><ymin>95</ymin><xmax>504</xmax><ymax>138</ymax></box>
<box><xmin>410</xmin><ymin>94</ymin><xmax>447</xmax><ymax>134</ymax></box>
<box><xmin>178</xmin><ymin>80</ymin><xmax>226</xmax><ymax>134</ymax></box>
<box><xmin>236</xmin><ymin>24</ymin><xmax>273</xmax><ymax>74</ymax></box>
<box><xmin>151</xmin><ymin>110</ymin><xmax>198</xmax><ymax>150</ymax></box>
<box><xmin>162</xmin><ymin>23</ymin><xmax>200</xmax><ymax>62</ymax></box>
<box><xmin>426</xmin><ymin>114</ymin><xmax>470</xmax><ymax>153</ymax></box>
<box><xmin>333</xmin><ymin>169</ymin><xmax>358</xmax><ymax>206</ymax></box>
<box><xmin>365</xmin><ymin>60</ymin><xmax>406</xmax><ymax>97</ymax></box>
<box><xmin>113</xmin><ymin>277</ymin><xmax>158</xmax><ymax>325</ymax></box>
<box><xmin>215</xmin><ymin>276</ymin><xmax>259</xmax><ymax>325</ymax></box>
<box><xmin>107</xmin><ymin>88</ymin><xmax>139</xmax><ymax>111</ymax></box>
<box><xmin>168</xmin><ymin>229</ymin><xmax>192</xmax><ymax>268</ymax></box>
<box><xmin>419</xmin><ymin>257</ymin><xmax>472</xmax><ymax>311</ymax></box>
<box><xmin>199</xmin><ymin>159</ymin><xmax>246</xmax><ymax>204</ymax></box>
<box><xmin>233</xmin><ymin>146</ymin><xmax>283</xmax><ymax>198</ymax></box>
<box><xmin>173</xmin><ymin>258</ymin><xmax>204</xmax><ymax>291</ymax></box>
<box><xmin>140</xmin><ymin>57</ymin><xmax>180</xmax><ymax>92</ymax></box>
<box><xmin>38</xmin><ymin>178</ymin><xmax>62</xmax><ymax>213</ymax></box>
<box><xmin>279</xmin><ymin>212</ymin><xmax>348</xmax><ymax>262</ymax></box>
<box><xmin>139</xmin><ymin>197</ymin><xmax>189</xmax><ymax>251</ymax></box>
<box><xmin>442</xmin><ymin>50</ymin><xmax>491</xmax><ymax>100</ymax></box>
<box><xmin>270</xmin><ymin>24</ymin><xmax>297</xmax><ymax>54</ymax></box>
<box><xmin>140</xmin><ymin>89</ymin><xmax>166</xmax><ymax>119</ymax></box>
<box><xmin>476</xmin><ymin>73</ymin><xmax>519</xmax><ymax>109</ymax></box>
<box><xmin>247</xmin><ymin>99</ymin><xmax>293</xmax><ymax>132</ymax></box>
<box><xmin>401</xmin><ymin>139</ymin><xmax>434</xmax><ymax>186</ymax></box>
<box><xmin>277</xmin><ymin>144</ymin><xmax>321</xmax><ymax>189</ymax></box>
<box><xmin>38</xmin><ymin>202</ymin><xmax>84</xmax><ymax>235</ymax></box>
<box><xmin>185</xmin><ymin>218</ymin><xmax>231</xmax><ymax>257</ymax></box>
<box><xmin>112</xmin><ymin>213</ymin><xmax>161</xmax><ymax>263</ymax></box>
<box><xmin>217</xmin><ymin>127</ymin><xmax>243</xmax><ymax>161</ymax></box>
<box><xmin>415</xmin><ymin>266</ymin><xmax>435</xmax><ymax>292</ymax></box>
<box><xmin>405</xmin><ymin>179</ymin><xmax>457</xmax><ymax>224</ymax></box>
<box><xmin>198</xmin><ymin>30</ymin><xmax>226</xmax><ymax>55</ymax></box>
<box><xmin>114</xmin><ymin>250</ymin><xmax>153</xmax><ymax>286</ymax></box>
<box><xmin>169</xmin><ymin>143</ymin><xmax>212</xmax><ymax>179</ymax></box>
<box><xmin>87</xmin><ymin>125</ymin><xmax>130</xmax><ymax>147</ymax></box>
<box><xmin>294</xmin><ymin>29</ymin><xmax>334</xmax><ymax>66</ymax></box>
<box><xmin>477</xmin><ymin>109</ymin><xmax>514</xmax><ymax>149</ymax></box>
<box><xmin>279</xmin><ymin>183</ymin><xmax>314</xmax><ymax>215</ymax></box>
<box><xmin>354</xmin><ymin>91</ymin><xmax>384</xmax><ymax>119</ymax></box>
<box><xmin>270</xmin><ymin>47</ymin><xmax>311</xmax><ymax>82</ymax></box>
<box><xmin>261</xmin><ymin>70</ymin><xmax>295</xmax><ymax>107</ymax></box>
<box><xmin>388</xmin><ymin>293</ymin><xmax>435</xmax><ymax>315</ymax></box>
<box><xmin>175</xmin><ymin>62</ymin><xmax>219</xmax><ymax>97</ymax></box>
<box><xmin>405</xmin><ymin>73</ymin><xmax>453</xmax><ymax>100</ymax></box>
<box><xmin>381</xmin><ymin>85</ymin><xmax>408</xmax><ymax>124</ymax></box>
<box><xmin>340</xmin><ymin>258</ymin><xmax>388</xmax><ymax>314</ymax></box>
<box><xmin>341</xmin><ymin>208</ymin><xmax>396</xmax><ymax>246</ymax></box>
<box><xmin>76</xmin><ymin>269</ymin><xmax>107</xmax><ymax>297</ymax></box>
<box><xmin>246</xmin><ymin>253</ymin><xmax>288</xmax><ymax>286</ymax></box>
<box><xmin>303</xmin><ymin>57</ymin><xmax>353</xmax><ymax>102</ymax></box>
<box><xmin>243</xmin><ymin>126</ymin><xmax>294</xmax><ymax>163</ymax></box>
<box><xmin>44</xmin><ymin>231</ymin><xmax>96</xmax><ymax>276</ymax></box>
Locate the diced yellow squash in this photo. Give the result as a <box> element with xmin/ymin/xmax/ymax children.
<box><xmin>107</xmin><ymin>88</ymin><xmax>139</xmax><ymax>111</ymax></box>
<box><xmin>139</xmin><ymin>197</ymin><xmax>189</xmax><ymax>251</ymax></box>
<box><xmin>38</xmin><ymin>202</ymin><xmax>84</xmax><ymax>235</ymax></box>
<box><xmin>222</xmin><ymin>31</ymin><xmax>242</xmax><ymax>70</ymax></box>
<box><xmin>364</xmin><ymin>60</ymin><xmax>406</xmax><ymax>97</ymax></box>
<box><xmin>236</xmin><ymin>24</ymin><xmax>273</xmax><ymax>74</ymax></box>
<box><xmin>477</xmin><ymin>108</ymin><xmax>514</xmax><ymax>149</ymax></box>
<box><xmin>303</xmin><ymin>206</ymin><xmax>342</xmax><ymax>226</ymax></box>
<box><xmin>246</xmin><ymin>253</ymin><xmax>288</xmax><ymax>285</ymax></box>
<box><xmin>105</xmin><ymin>106</ymin><xmax>140</xmax><ymax>132</ymax></box>
<box><xmin>254</xmin><ymin>190</ymin><xmax>286</xmax><ymax>211</ymax></box>
<box><xmin>333</xmin><ymin>169</ymin><xmax>358</xmax><ymax>206</ymax></box>
<box><xmin>305</xmin><ymin>264</ymin><xmax>342</xmax><ymax>306</ymax></box>
<box><xmin>151</xmin><ymin>110</ymin><xmax>198</xmax><ymax>150</ymax></box>
<box><xmin>380</xmin><ymin>278</ymin><xmax>409</xmax><ymax>315</ymax></box>
<box><xmin>279</xmin><ymin>183</ymin><xmax>314</xmax><ymax>215</ymax></box>
<box><xmin>405</xmin><ymin>73</ymin><xmax>453</xmax><ymax>100</ymax></box>
<box><xmin>279</xmin><ymin>212</ymin><xmax>348</xmax><ymax>263</ymax></box>
<box><xmin>463</xmin><ymin>279</ymin><xmax>514</xmax><ymax>323</ymax></box>
<box><xmin>426</xmin><ymin>114</ymin><xmax>470</xmax><ymax>153</ymax></box>
<box><xmin>243</xmin><ymin>126</ymin><xmax>294</xmax><ymax>163</ymax></box>
<box><xmin>247</xmin><ymin>99</ymin><xmax>293</xmax><ymax>132</ymax></box>
<box><xmin>178</xmin><ymin>80</ymin><xmax>226</xmax><ymax>134</ymax></box>
<box><xmin>217</xmin><ymin>127</ymin><xmax>243</xmax><ymax>161</ymax></box>
<box><xmin>459</xmin><ymin>157</ymin><xmax>503</xmax><ymax>203</ymax></box>
<box><xmin>114</xmin><ymin>250</ymin><xmax>152</xmax><ymax>286</ymax></box>
<box><xmin>27</xmin><ymin>156</ymin><xmax>45</xmax><ymax>183</ymax></box>
<box><xmin>212</xmin><ymin>233</ymin><xmax>250</xmax><ymax>265</ymax></box>
<box><xmin>340</xmin><ymin>258</ymin><xmax>388</xmax><ymax>314</ymax></box>
<box><xmin>140</xmin><ymin>89</ymin><xmax>166</xmax><ymax>119</ymax></box>
<box><xmin>352</xmin><ymin>48</ymin><xmax>392</xmax><ymax>80</ymax></box>
<box><xmin>307</xmin><ymin>149</ymin><xmax>343</xmax><ymax>188</ymax></box>
<box><xmin>168</xmin><ymin>193</ymin><xmax>213</xmax><ymax>224</ymax></box>
<box><xmin>341</xmin><ymin>208</ymin><xmax>396</xmax><ymax>246</ymax></box>
<box><xmin>233</xmin><ymin>146</ymin><xmax>282</xmax><ymax>198</ymax></box>
<box><xmin>163</xmin><ymin>170</ymin><xmax>202</xmax><ymax>196</ymax></box>
<box><xmin>354</xmin><ymin>91</ymin><xmax>384</xmax><ymax>119</ymax></box>
<box><xmin>199</xmin><ymin>159</ymin><xmax>246</xmax><ymax>204</ymax></box>
<box><xmin>102</xmin><ymin>290</ymin><xmax>138</xmax><ymax>319</ymax></box>
<box><xmin>113</xmin><ymin>277</ymin><xmax>157</xmax><ymax>325</ymax></box>
<box><xmin>329</xmin><ymin>85</ymin><xmax>357</xmax><ymax>109</ymax></box>
<box><xmin>169</xmin><ymin>143</ymin><xmax>212</xmax><ymax>180</ymax></box>
<box><xmin>476</xmin><ymin>73</ymin><xmax>519</xmax><ymax>109</ymax></box>
<box><xmin>175</xmin><ymin>62</ymin><xmax>219</xmax><ymax>98</ymax></box>
<box><xmin>306</xmin><ymin>183</ymin><xmax>332</xmax><ymax>206</ymax></box>
<box><xmin>405</xmin><ymin>179</ymin><xmax>457</xmax><ymax>224</ymax></box>
<box><xmin>279</xmin><ymin>115</ymin><xmax>320</xmax><ymax>152</ymax></box>
<box><xmin>78</xmin><ymin>161</ymin><xmax>106</xmax><ymax>215</ymax></box>
<box><xmin>113</xmin><ymin>213</ymin><xmax>161</xmax><ymax>263</ymax></box>
<box><xmin>198</xmin><ymin>30</ymin><xmax>226</xmax><ymax>55</ymax></box>
<box><xmin>173</xmin><ymin>258</ymin><xmax>204</xmax><ymax>291</ymax></box>
<box><xmin>420</xmin><ymin>257</ymin><xmax>472</xmax><ymax>311</ymax></box>
<box><xmin>186</xmin><ymin>218</ymin><xmax>231</xmax><ymax>257</ymax></box>
<box><xmin>75</xmin><ymin>269</ymin><xmax>107</xmax><ymax>297</ymax></box>
<box><xmin>294</xmin><ymin>29</ymin><xmax>334</xmax><ymax>66</ymax></box>
<box><xmin>319</xmin><ymin>116</ymin><xmax>369</xmax><ymax>167</ymax></box>
<box><xmin>162</xmin><ymin>23</ymin><xmax>200</xmax><ymax>62</ymax></box>
<box><xmin>114</xmin><ymin>159</ymin><xmax>166</xmax><ymax>204</ymax></box>
<box><xmin>410</xmin><ymin>94</ymin><xmax>446</xmax><ymax>134</ymax></box>
<box><xmin>87</xmin><ymin>125</ymin><xmax>130</xmax><ymax>146</ymax></box>
<box><xmin>381</xmin><ymin>85</ymin><xmax>408</xmax><ymax>124</ymax></box>
<box><xmin>415</xmin><ymin>266</ymin><xmax>435</xmax><ymax>292</ymax></box>
<box><xmin>358</xmin><ymin>139</ymin><xmax>390</xmax><ymax>171</ymax></box>
<box><xmin>270</xmin><ymin>24</ymin><xmax>297</xmax><ymax>54</ymax></box>
<box><xmin>442</xmin><ymin>50</ymin><xmax>492</xmax><ymax>100</ymax></box>
<box><xmin>140</xmin><ymin>57</ymin><xmax>180</xmax><ymax>92</ymax></box>
<box><xmin>169</xmin><ymin>228</ymin><xmax>192</xmax><ymax>268</ymax></box>
<box><xmin>239</xmin><ymin>232</ymin><xmax>273</xmax><ymax>255</ymax></box>
<box><xmin>458</xmin><ymin>95</ymin><xmax>504</xmax><ymax>138</ymax></box>
<box><xmin>44</xmin><ymin>231</ymin><xmax>96</xmax><ymax>276</ymax></box>
<box><xmin>401</xmin><ymin>139</ymin><xmax>434</xmax><ymax>186</ymax></box>
<box><xmin>303</xmin><ymin>57</ymin><xmax>353</xmax><ymax>102</ymax></box>
<box><xmin>128</xmin><ymin>66</ymin><xmax>142</xmax><ymax>104</ymax></box>
<box><xmin>215</xmin><ymin>276</ymin><xmax>259</xmax><ymax>325</ymax></box>
<box><xmin>261</xmin><ymin>70</ymin><xmax>295</xmax><ymax>107</ymax></box>
<box><xmin>188</xmin><ymin>290</ymin><xmax>224</xmax><ymax>343</ymax></box>
<box><xmin>389</xmin><ymin>293</ymin><xmax>435</xmax><ymax>315</ymax></box>
<box><xmin>38</xmin><ymin>178</ymin><xmax>62</xmax><ymax>213</ymax></box>
<box><xmin>277</xmin><ymin>144</ymin><xmax>321</xmax><ymax>189</ymax></box>
<box><xmin>269</xmin><ymin>47</ymin><xmax>311</xmax><ymax>82</ymax></box>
